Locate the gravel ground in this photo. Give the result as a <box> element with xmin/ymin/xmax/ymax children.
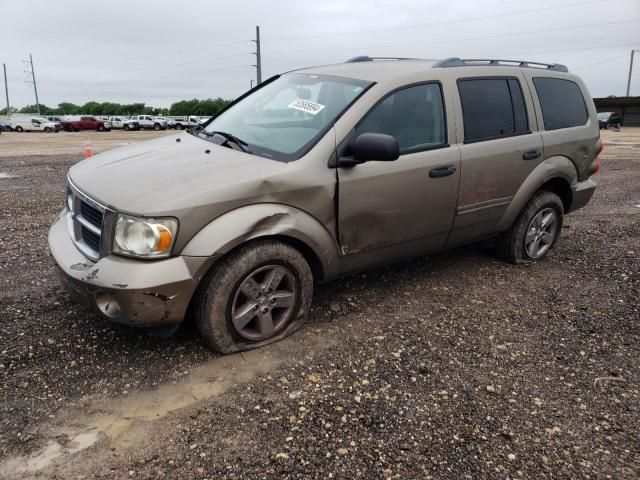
<box><xmin>0</xmin><ymin>129</ymin><xmax>638</xmax><ymax>479</ymax></box>
<box><xmin>0</xmin><ymin>130</ymin><xmax>172</xmax><ymax>157</ymax></box>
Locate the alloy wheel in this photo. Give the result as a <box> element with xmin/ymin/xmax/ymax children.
<box><xmin>231</xmin><ymin>265</ymin><xmax>297</xmax><ymax>341</ymax></box>
<box><xmin>524</xmin><ymin>207</ymin><xmax>558</xmax><ymax>259</ymax></box>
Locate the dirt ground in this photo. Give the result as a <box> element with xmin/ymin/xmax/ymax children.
<box><xmin>0</xmin><ymin>128</ymin><xmax>638</xmax><ymax>479</ymax></box>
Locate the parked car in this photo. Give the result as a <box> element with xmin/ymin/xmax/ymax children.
<box><xmin>11</xmin><ymin>117</ymin><xmax>61</xmax><ymax>132</ymax></box>
<box><xmin>49</xmin><ymin>56</ymin><xmax>601</xmax><ymax>353</ymax></box>
<box><xmin>597</xmin><ymin>111</ymin><xmax>622</xmax><ymax>129</ymax></box>
<box><xmin>61</xmin><ymin>116</ymin><xmax>111</xmax><ymax>132</ymax></box>
<box><xmin>0</xmin><ymin>122</ymin><xmax>11</xmax><ymax>132</ymax></box>
<box><xmin>46</xmin><ymin>116</ymin><xmax>64</xmax><ymax>131</ymax></box>
<box><xmin>108</xmin><ymin>116</ymin><xmax>135</xmax><ymax>129</ymax></box>
<box><xmin>158</xmin><ymin>117</ymin><xmax>176</xmax><ymax>129</ymax></box>
<box><xmin>129</xmin><ymin>115</ymin><xmax>166</xmax><ymax>130</ymax></box>
<box><xmin>174</xmin><ymin>116</ymin><xmax>201</xmax><ymax>129</ymax></box>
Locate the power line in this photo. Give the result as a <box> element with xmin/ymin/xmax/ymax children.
<box><xmin>39</xmin><ymin>0</ymin><xmax>614</xmax><ymax>71</ymax></box>
<box><xmin>50</xmin><ymin>39</ymin><xmax>250</xmax><ymax>68</ymax></box>
<box><xmin>263</xmin><ymin>0</ymin><xmax>613</xmax><ymax>42</ymax></box>
<box><xmin>572</xmin><ymin>53</ymin><xmax>632</xmax><ymax>70</ymax></box>
<box><xmin>264</xmin><ymin>18</ymin><xmax>640</xmax><ymax>58</ymax></box>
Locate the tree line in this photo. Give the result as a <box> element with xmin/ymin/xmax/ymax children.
<box><xmin>0</xmin><ymin>98</ymin><xmax>232</xmax><ymax>117</ymax></box>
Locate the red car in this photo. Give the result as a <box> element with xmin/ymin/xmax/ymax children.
<box><xmin>61</xmin><ymin>116</ymin><xmax>111</xmax><ymax>132</ymax></box>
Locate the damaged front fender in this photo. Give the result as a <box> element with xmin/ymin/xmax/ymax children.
<box><xmin>180</xmin><ymin>203</ymin><xmax>341</xmax><ymax>280</ymax></box>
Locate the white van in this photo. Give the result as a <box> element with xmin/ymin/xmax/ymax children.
<box><xmin>11</xmin><ymin>117</ymin><xmax>60</xmax><ymax>132</ymax></box>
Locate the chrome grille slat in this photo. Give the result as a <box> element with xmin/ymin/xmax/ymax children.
<box><xmin>66</xmin><ymin>178</ymin><xmax>110</xmax><ymax>260</ymax></box>
<box><xmin>80</xmin><ymin>201</ymin><xmax>103</xmax><ymax>227</ymax></box>
<box><xmin>75</xmin><ymin>214</ymin><xmax>101</xmax><ymax>236</ymax></box>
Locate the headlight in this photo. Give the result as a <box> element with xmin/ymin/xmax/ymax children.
<box><xmin>113</xmin><ymin>214</ymin><xmax>178</xmax><ymax>258</ymax></box>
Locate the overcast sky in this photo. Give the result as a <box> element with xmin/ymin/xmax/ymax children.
<box><xmin>1</xmin><ymin>0</ymin><xmax>639</xmax><ymax>108</ymax></box>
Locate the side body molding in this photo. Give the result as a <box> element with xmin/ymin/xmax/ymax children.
<box><xmin>496</xmin><ymin>155</ymin><xmax>578</xmax><ymax>231</ymax></box>
<box><xmin>180</xmin><ymin>204</ymin><xmax>341</xmax><ymax>280</ymax></box>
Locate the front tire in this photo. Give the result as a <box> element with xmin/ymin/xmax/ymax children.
<box><xmin>497</xmin><ymin>191</ymin><xmax>564</xmax><ymax>264</ymax></box>
<box><xmin>195</xmin><ymin>240</ymin><xmax>313</xmax><ymax>354</ymax></box>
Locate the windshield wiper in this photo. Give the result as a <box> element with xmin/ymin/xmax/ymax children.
<box><xmin>204</xmin><ymin>130</ymin><xmax>251</xmax><ymax>153</ymax></box>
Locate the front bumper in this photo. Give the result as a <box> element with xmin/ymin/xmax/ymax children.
<box><xmin>48</xmin><ymin>211</ymin><xmax>213</xmax><ymax>328</ymax></box>
<box><xmin>569</xmin><ymin>177</ymin><xmax>597</xmax><ymax>213</ymax></box>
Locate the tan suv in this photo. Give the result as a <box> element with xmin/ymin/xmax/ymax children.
<box><xmin>48</xmin><ymin>56</ymin><xmax>602</xmax><ymax>353</ymax></box>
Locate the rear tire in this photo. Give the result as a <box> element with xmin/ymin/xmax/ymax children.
<box><xmin>497</xmin><ymin>191</ymin><xmax>564</xmax><ymax>264</ymax></box>
<box><xmin>195</xmin><ymin>240</ymin><xmax>313</xmax><ymax>354</ymax></box>
<box><xmin>15</xmin><ymin>126</ymin><xmax>23</xmax><ymax>132</ymax></box>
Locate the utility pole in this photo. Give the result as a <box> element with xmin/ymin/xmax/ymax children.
<box><xmin>23</xmin><ymin>53</ymin><xmax>40</xmax><ymax>115</ymax></box>
<box><xmin>626</xmin><ymin>49</ymin><xmax>639</xmax><ymax>97</ymax></box>
<box><xmin>252</xmin><ymin>26</ymin><xmax>262</xmax><ymax>85</ymax></box>
<box><xmin>2</xmin><ymin>63</ymin><xmax>9</xmax><ymax>115</ymax></box>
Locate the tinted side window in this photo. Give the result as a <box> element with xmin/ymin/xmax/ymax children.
<box><xmin>533</xmin><ymin>77</ymin><xmax>587</xmax><ymax>130</ymax></box>
<box><xmin>458</xmin><ymin>78</ymin><xmax>529</xmax><ymax>143</ymax></box>
<box><xmin>508</xmin><ymin>79</ymin><xmax>528</xmax><ymax>134</ymax></box>
<box><xmin>356</xmin><ymin>83</ymin><xmax>446</xmax><ymax>153</ymax></box>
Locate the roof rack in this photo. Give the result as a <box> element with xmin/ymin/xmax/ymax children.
<box><xmin>345</xmin><ymin>56</ymin><xmax>424</xmax><ymax>63</ymax></box>
<box><xmin>432</xmin><ymin>57</ymin><xmax>569</xmax><ymax>72</ymax></box>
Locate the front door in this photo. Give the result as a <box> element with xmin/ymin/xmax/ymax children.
<box><xmin>338</xmin><ymin>82</ymin><xmax>460</xmax><ymax>255</ymax></box>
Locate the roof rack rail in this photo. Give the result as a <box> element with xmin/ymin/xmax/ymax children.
<box><xmin>432</xmin><ymin>57</ymin><xmax>569</xmax><ymax>73</ymax></box>
<box><xmin>345</xmin><ymin>56</ymin><xmax>424</xmax><ymax>63</ymax></box>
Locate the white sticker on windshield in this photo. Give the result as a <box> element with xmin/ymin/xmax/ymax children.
<box><xmin>288</xmin><ymin>98</ymin><xmax>325</xmax><ymax>115</ymax></box>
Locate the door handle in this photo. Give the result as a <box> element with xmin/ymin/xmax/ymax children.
<box><xmin>429</xmin><ymin>165</ymin><xmax>456</xmax><ymax>178</ymax></box>
<box><xmin>522</xmin><ymin>150</ymin><xmax>542</xmax><ymax>160</ymax></box>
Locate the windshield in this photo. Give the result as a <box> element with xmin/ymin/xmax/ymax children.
<box><xmin>597</xmin><ymin>112</ymin><xmax>612</xmax><ymax>119</ymax></box>
<box><xmin>202</xmin><ymin>73</ymin><xmax>372</xmax><ymax>161</ymax></box>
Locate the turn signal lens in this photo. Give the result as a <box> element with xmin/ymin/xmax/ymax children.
<box><xmin>156</xmin><ymin>225</ymin><xmax>173</xmax><ymax>253</ymax></box>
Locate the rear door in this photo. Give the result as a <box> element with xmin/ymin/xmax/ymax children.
<box><xmin>448</xmin><ymin>74</ymin><xmax>542</xmax><ymax>244</ymax></box>
<box><xmin>338</xmin><ymin>82</ymin><xmax>460</xmax><ymax>255</ymax></box>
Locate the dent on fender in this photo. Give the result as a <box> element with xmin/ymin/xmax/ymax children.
<box><xmin>181</xmin><ymin>203</ymin><xmax>340</xmax><ymax>278</ymax></box>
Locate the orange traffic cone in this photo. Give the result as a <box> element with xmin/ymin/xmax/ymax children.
<box><xmin>84</xmin><ymin>134</ymin><xmax>93</xmax><ymax>158</ymax></box>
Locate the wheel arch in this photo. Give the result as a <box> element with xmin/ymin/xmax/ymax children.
<box><xmin>496</xmin><ymin>155</ymin><xmax>577</xmax><ymax>231</ymax></box>
<box><xmin>181</xmin><ymin>203</ymin><xmax>340</xmax><ymax>282</ymax></box>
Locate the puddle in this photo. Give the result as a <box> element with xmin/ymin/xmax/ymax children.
<box><xmin>0</xmin><ymin>348</ymin><xmax>283</xmax><ymax>475</ymax></box>
<box><xmin>0</xmin><ymin>172</ymin><xmax>19</xmax><ymax>179</ymax></box>
<box><xmin>2</xmin><ymin>431</ymin><xmax>101</xmax><ymax>475</ymax></box>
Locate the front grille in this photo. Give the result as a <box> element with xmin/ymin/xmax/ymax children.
<box><xmin>66</xmin><ymin>180</ymin><xmax>111</xmax><ymax>260</ymax></box>
<box><xmin>81</xmin><ymin>226</ymin><xmax>101</xmax><ymax>252</ymax></box>
<box><xmin>80</xmin><ymin>201</ymin><xmax>103</xmax><ymax>228</ymax></box>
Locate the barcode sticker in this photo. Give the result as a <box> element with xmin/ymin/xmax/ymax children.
<box><xmin>288</xmin><ymin>99</ymin><xmax>325</xmax><ymax>115</ymax></box>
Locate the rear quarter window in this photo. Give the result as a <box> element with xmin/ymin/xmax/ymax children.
<box><xmin>533</xmin><ymin>77</ymin><xmax>588</xmax><ymax>130</ymax></box>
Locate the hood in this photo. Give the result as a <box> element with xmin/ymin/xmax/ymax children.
<box><xmin>69</xmin><ymin>132</ymin><xmax>288</xmax><ymax>216</ymax></box>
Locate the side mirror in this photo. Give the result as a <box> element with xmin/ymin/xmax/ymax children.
<box><xmin>339</xmin><ymin>133</ymin><xmax>399</xmax><ymax>167</ymax></box>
